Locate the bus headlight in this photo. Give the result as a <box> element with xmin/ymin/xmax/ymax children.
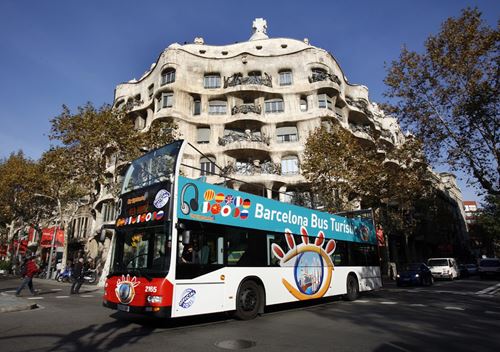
<box><xmin>147</xmin><ymin>296</ymin><xmax>163</xmax><ymax>304</ymax></box>
<box><xmin>415</xmin><ymin>274</ymin><xmax>420</xmax><ymax>278</ymax></box>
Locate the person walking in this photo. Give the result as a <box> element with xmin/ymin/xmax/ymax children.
<box><xmin>15</xmin><ymin>255</ymin><xmax>39</xmax><ymax>296</ymax></box>
<box><xmin>70</xmin><ymin>258</ymin><xmax>85</xmax><ymax>294</ymax></box>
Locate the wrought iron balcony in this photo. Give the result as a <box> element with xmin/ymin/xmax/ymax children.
<box><xmin>231</xmin><ymin>104</ymin><xmax>262</xmax><ymax>115</ymax></box>
<box><xmin>345</xmin><ymin>96</ymin><xmax>373</xmax><ymax>118</ymax></box>
<box><xmin>223</xmin><ymin>160</ymin><xmax>280</xmax><ymax>176</ymax></box>
<box><xmin>224</xmin><ymin>73</ymin><xmax>273</xmax><ymax>88</ymax></box>
<box><xmin>349</xmin><ymin>123</ymin><xmax>373</xmax><ymax>136</ymax></box>
<box><xmin>308</xmin><ymin>71</ymin><xmax>341</xmax><ymax>85</ymax></box>
<box><xmin>218</xmin><ymin>130</ymin><xmax>270</xmax><ymax>146</ymax></box>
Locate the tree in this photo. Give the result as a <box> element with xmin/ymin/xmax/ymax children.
<box><xmin>474</xmin><ymin>195</ymin><xmax>500</xmax><ymax>256</ymax></box>
<box><xmin>383</xmin><ymin>8</ymin><xmax>499</xmax><ymax>195</ymax></box>
<box><xmin>48</xmin><ymin>103</ymin><xmax>177</xmax><ymax>203</ymax></box>
<box><xmin>303</xmin><ymin>122</ymin><xmax>431</xmax><ymax>264</ymax></box>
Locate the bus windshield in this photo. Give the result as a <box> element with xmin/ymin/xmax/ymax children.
<box><xmin>121</xmin><ymin>141</ymin><xmax>182</xmax><ymax>194</ymax></box>
<box><xmin>111</xmin><ymin>226</ymin><xmax>171</xmax><ymax>277</ymax></box>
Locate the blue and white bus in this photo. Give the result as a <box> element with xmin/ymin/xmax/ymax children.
<box><xmin>103</xmin><ymin>140</ymin><xmax>381</xmax><ymax>320</ymax></box>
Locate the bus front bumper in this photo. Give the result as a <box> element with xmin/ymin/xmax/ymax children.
<box><xmin>103</xmin><ymin>300</ymin><xmax>171</xmax><ymax>318</ymax></box>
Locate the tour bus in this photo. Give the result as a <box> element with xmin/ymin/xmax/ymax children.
<box><xmin>103</xmin><ymin>140</ymin><xmax>381</xmax><ymax>320</ymax></box>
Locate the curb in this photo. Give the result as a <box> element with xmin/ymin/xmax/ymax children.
<box><xmin>0</xmin><ymin>292</ymin><xmax>37</xmax><ymax>313</ymax></box>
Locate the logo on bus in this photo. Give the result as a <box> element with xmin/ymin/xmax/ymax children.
<box><xmin>115</xmin><ymin>275</ymin><xmax>141</xmax><ymax>304</ymax></box>
<box><xmin>154</xmin><ymin>189</ymin><xmax>171</xmax><ymax>209</ymax></box>
<box><xmin>179</xmin><ymin>288</ymin><xmax>196</xmax><ymax>308</ymax></box>
<box><xmin>272</xmin><ymin>227</ymin><xmax>336</xmax><ymax>300</ymax></box>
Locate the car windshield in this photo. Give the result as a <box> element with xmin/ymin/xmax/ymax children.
<box><xmin>466</xmin><ymin>264</ymin><xmax>476</xmax><ymax>268</ymax></box>
<box><xmin>428</xmin><ymin>259</ymin><xmax>448</xmax><ymax>266</ymax></box>
<box><xmin>480</xmin><ymin>259</ymin><xmax>500</xmax><ymax>267</ymax></box>
<box><xmin>121</xmin><ymin>141</ymin><xmax>182</xmax><ymax>194</ymax></box>
<box><xmin>402</xmin><ymin>264</ymin><xmax>422</xmax><ymax>271</ymax></box>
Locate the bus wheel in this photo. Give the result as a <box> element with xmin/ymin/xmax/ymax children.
<box><xmin>235</xmin><ymin>280</ymin><xmax>261</xmax><ymax>320</ymax></box>
<box><xmin>345</xmin><ymin>275</ymin><xmax>359</xmax><ymax>301</ymax></box>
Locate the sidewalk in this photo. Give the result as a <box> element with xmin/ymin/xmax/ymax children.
<box><xmin>0</xmin><ymin>274</ymin><xmax>101</xmax><ymax>313</ymax></box>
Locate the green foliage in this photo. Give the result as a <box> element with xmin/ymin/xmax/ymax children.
<box><xmin>0</xmin><ymin>260</ymin><xmax>11</xmax><ymax>270</ymax></box>
<box><xmin>475</xmin><ymin>195</ymin><xmax>500</xmax><ymax>255</ymax></box>
<box><xmin>0</xmin><ymin>151</ymin><xmax>50</xmax><ymax>226</ymax></box>
<box><xmin>383</xmin><ymin>8</ymin><xmax>499</xmax><ymax>195</ymax></box>
<box><xmin>303</xmin><ymin>121</ymin><xmax>430</xmax><ymax>236</ymax></box>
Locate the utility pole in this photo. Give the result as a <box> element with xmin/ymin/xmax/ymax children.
<box><xmin>34</xmin><ymin>194</ymin><xmax>62</xmax><ymax>279</ymax></box>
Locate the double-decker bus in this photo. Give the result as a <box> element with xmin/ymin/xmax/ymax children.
<box><xmin>103</xmin><ymin>140</ymin><xmax>381</xmax><ymax>320</ymax></box>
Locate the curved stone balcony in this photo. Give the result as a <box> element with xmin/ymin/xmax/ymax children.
<box><xmin>218</xmin><ymin>131</ymin><xmax>270</xmax><ymax>149</ymax></box>
<box><xmin>345</xmin><ymin>96</ymin><xmax>374</xmax><ymax>121</ymax></box>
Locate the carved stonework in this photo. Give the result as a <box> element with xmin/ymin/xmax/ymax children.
<box><xmin>250</xmin><ymin>18</ymin><xmax>269</xmax><ymax>41</ymax></box>
<box><xmin>223</xmin><ymin>160</ymin><xmax>280</xmax><ymax>176</ymax></box>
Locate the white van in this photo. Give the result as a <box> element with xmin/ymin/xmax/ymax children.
<box><xmin>427</xmin><ymin>257</ymin><xmax>459</xmax><ymax>280</ymax></box>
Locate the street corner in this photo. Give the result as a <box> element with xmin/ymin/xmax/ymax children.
<box><xmin>0</xmin><ymin>291</ymin><xmax>38</xmax><ymax>313</ymax></box>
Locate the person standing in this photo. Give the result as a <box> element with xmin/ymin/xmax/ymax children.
<box><xmin>15</xmin><ymin>255</ymin><xmax>39</xmax><ymax>296</ymax></box>
<box><xmin>70</xmin><ymin>258</ymin><xmax>85</xmax><ymax>294</ymax></box>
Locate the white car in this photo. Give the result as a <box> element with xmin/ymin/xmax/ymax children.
<box><xmin>478</xmin><ymin>258</ymin><xmax>500</xmax><ymax>279</ymax></box>
<box><xmin>427</xmin><ymin>258</ymin><xmax>459</xmax><ymax>280</ymax></box>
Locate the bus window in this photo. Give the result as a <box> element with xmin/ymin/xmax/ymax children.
<box><xmin>332</xmin><ymin>241</ymin><xmax>348</xmax><ymax>266</ymax></box>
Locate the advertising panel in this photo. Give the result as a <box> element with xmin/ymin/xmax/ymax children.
<box><xmin>177</xmin><ymin>176</ymin><xmax>376</xmax><ymax>244</ymax></box>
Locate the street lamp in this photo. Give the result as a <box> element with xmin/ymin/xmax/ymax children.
<box><xmin>34</xmin><ymin>193</ymin><xmax>62</xmax><ymax>279</ymax></box>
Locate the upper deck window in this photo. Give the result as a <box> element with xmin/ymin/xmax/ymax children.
<box><xmin>121</xmin><ymin>141</ymin><xmax>182</xmax><ymax>194</ymax></box>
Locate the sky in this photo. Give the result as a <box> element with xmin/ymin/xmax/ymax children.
<box><xmin>0</xmin><ymin>0</ymin><xmax>498</xmax><ymax>202</ymax></box>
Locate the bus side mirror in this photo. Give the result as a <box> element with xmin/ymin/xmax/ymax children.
<box><xmin>181</xmin><ymin>230</ymin><xmax>191</xmax><ymax>245</ymax></box>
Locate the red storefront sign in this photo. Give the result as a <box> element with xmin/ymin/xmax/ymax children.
<box><xmin>12</xmin><ymin>239</ymin><xmax>28</xmax><ymax>254</ymax></box>
<box><xmin>40</xmin><ymin>227</ymin><xmax>64</xmax><ymax>248</ymax></box>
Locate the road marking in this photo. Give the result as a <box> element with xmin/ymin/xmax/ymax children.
<box><xmin>380</xmin><ymin>301</ymin><xmax>397</xmax><ymax>305</ymax></box>
<box><xmin>80</xmin><ymin>295</ymin><xmax>94</xmax><ymax>298</ymax></box>
<box><xmin>476</xmin><ymin>283</ymin><xmax>500</xmax><ymax>295</ymax></box>
<box><xmin>444</xmin><ymin>306</ymin><xmax>464</xmax><ymax>311</ymax></box>
<box><xmin>56</xmin><ymin>296</ymin><xmax>70</xmax><ymax>298</ymax></box>
<box><xmin>4</xmin><ymin>290</ymin><xmax>16</xmax><ymax>293</ymax></box>
<box><xmin>50</xmin><ymin>289</ymin><xmax>62</xmax><ymax>292</ymax></box>
<box><xmin>26</xmin><ymin>297</ymin><xmax>43</xmax><ymax>300</ymax></box>
<box><xmin>409</xmin><ymin>304</ymin><xmax>426</xmax><ymax>307</ymax></box>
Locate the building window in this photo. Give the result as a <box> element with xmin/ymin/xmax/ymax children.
<box><xmin>276</xmin><ymin>126</ymin><xmax>298</xmax><ymax>143</ymax></box>
<box><xmin>208</xmin><ymin>100</ymin><xmax>227</xmax><ymax>115</ymax></box>
<box><xmin>279</xmin><ymin>70</ymin><xmax>293</xmax><ymax>86</ymax></box>
<box><xmin>161</xmin><ymin>68</ymin><xmax>176</xmax><ymax>85</ymax></box>
<box><xmin>204</xmin><ymin>74</ymin><xmax>221</xmax><ymax>88</ymax></box>
<box><xmin>265</xmin><ymin>99</ymin><xmax>284</xmax><ymax>113</ymax></box>
<box><xmin>194</xmin><ymin>100</ymin><xmax>201</xmax><ymax>115</ymax></box>
<box><xmin>70</xmin><ymin>217</ymin><xmax>90</xmax><ymax>240</ymax></box>
<box><xmin>200</xmin><ymin>156</ymin><xmax>216</xmax><ymax>176</ymax></box>
<box><xmin>134</xmin><ymin>115</ymin><xmax>146</xmax><ymax>130</ymax></box>
<box><xmin>148</xmin><ymin>84</ymin><xmax>154</xmax><ymax>99</ymax></box>
<box><xmin>197</xmin><ymin>127</ymin><xmax>210</xmax><ymax>144</ymax></box>
<box><xmin>318</xmin><ymin>93</ymin><xmax>333</xmax><ymax>110</ymax></box>
<box><xmin>300</xmin><ymin>96</ymin><xmax>308</xmax><ymax>111</ymax></box>
<box><xmin>102</xmin><ymin>201</ymin><xmax>116</xmax><ymax>223</ymax></box>
<box><xmin>335</xmin><ymin>106</ymin><xmax>344</xmax><ymax>120</ymax></box>
<box><xmin>162</xmin><ymin>93</ymin><xmax>174</xmax><ymax>108</ymax></box>
<box><xmin>281</xmin><ymin>156</ymin><xmax>299</xmax><ymax>175</ymax></box>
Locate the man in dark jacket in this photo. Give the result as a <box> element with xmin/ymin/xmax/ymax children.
<box><xmin>70</xmin><ymin>258</ymin><xmax>85</xmax><ymax>294</ymax></box>
<box><xmin>15</xmin><ymin>255</ymin><xmax>39</xmax><ymax>296</ymax></box>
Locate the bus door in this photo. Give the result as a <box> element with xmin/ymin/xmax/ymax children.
<box><xmin>173</xmin><ymin>225</ymin><xmax>225</xmax><ymax>317</ymax></box>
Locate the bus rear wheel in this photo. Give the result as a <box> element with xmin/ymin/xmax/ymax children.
<box><xmin>234</xmin><ymin>280</ymin><xmax>261</xmax><ymax>320</ymax></box>
<box><xmin>345</xmin><ymin>275</ymin><xmax>359</xmax><ymax>301</ymax></box>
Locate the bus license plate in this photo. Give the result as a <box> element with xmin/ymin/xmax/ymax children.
<box><xmin>117</xmin><ymin>304</ymin><xmax>130</xmax><ymax>312</ymax></box>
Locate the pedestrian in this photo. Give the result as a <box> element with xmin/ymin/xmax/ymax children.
<box><xmin>15</xmin><ymin>255</ymin><xmax>39</xmax><ymax>296</ymax></box>
<box><xmin>70</xmin><ymin>258</ymin><xmax>86</xmax><ymax>294</ymax></box>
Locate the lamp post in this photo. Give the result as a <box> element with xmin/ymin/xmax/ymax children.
<box><xmin>34</xmin><ymin>193</ymin><xmax>62</xmax><ymax>279</ymax></box>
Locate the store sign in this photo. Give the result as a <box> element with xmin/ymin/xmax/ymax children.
<box><xmin>40</xmin><ymin>227</ymin><xmax>64</xmax><ymax>248</ymax></box>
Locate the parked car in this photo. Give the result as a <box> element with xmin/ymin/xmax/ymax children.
<box><xmin>396</xmin><ymin>263</ymin><xmax>434</xmax><ymax>286</ymax></box>
<box><xmin>466</xmin><ymin>263</ymin><xmax>478</xmax><ymax>276</ymax></box>
<box><xmin>478</xmin><ymin>258</ymin><xmax>500</xmax><ymax>279</ymax></box>
<box><xmin>458</xmin><ymin>264</ymin><xmax>469</xmax><ymax>278</ymax></box>
<box><xmin>427</xmin><ymin>257</ymin><xmax>459</xmax><ymax>280</ymax></box>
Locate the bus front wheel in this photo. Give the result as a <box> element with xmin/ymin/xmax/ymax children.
<box><xmin>234</xmin><ymin>280</ymin><xmax>261</xmax><ymax>320</ymax></box>
<box><xmin>345</xmin><ymin>275</ymin><xmax>359</xmax><ymax>301</ymax></box>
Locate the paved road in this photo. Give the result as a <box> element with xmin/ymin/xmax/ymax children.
<box><xmin>0</xmin><ymin>277</ymin><xmax>499</xmax><ymax>352</ymax></box>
